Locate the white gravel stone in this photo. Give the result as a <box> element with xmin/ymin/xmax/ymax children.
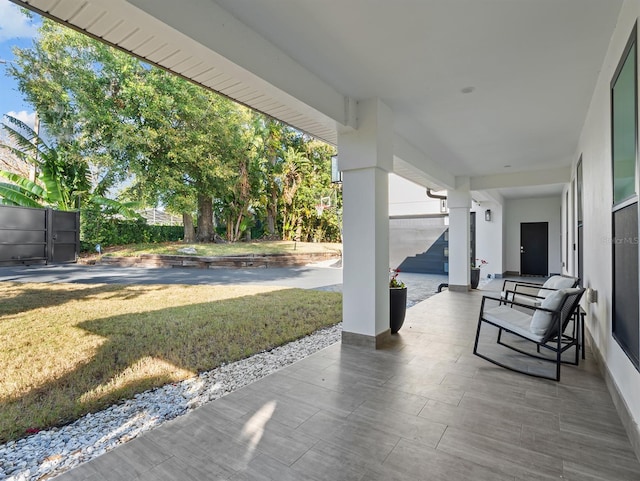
<box><xmin>0</xmin><ymin>324</ymin><xmax>341</xmax><ymax>481</ymax></box>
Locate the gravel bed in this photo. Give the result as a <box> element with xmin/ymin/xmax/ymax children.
<box><xmin>0</xmin><ymin>324</ymin><xmax>342</xmax><ymax>481</ymax></box>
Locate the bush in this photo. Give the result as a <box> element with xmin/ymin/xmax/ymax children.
<box><xmin>80</xmin><ymin>208</ymin><xmax>183</xmax><ymax>251</ymax></box>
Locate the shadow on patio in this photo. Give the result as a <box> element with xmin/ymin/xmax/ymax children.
<box><xmin>57</xmin><ymin>281</ymin><xmax>640</xmax><ymax>481</ymax></box>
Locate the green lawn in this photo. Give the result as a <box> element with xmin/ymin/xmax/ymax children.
<box><xmin>0</xmin><ymin>282</ymin><xmax>341</xmax><ymax>443</ymax></box>
<box><xmin>96</xmin><ymin>240</ymin><xmax>342</xmax><ymax>257</ymax></box>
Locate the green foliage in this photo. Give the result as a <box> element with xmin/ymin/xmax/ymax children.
<box><xmin>9</xmin><ymin>17</ymin><xmax>342</xmax><ymax>244</ymax></box>
<box><xmin>0</xmin><ymin>115</ymin><xmax>90</xmax><ymax>210</ymax></box>
<box><xmin>80</xmin><ymin>207</ymin><xmax>182</xmax><ymax>251</ymax></box>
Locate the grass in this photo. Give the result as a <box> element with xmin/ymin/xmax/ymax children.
<box><xmin>95</xmin><ymin>240</ymin><xmax>342</xmax><ymax>257</ymax></box>
<box><xmin>0</xmin><ymin>281</ymin><xmax>341</xmax><ymax>443</ymax></box>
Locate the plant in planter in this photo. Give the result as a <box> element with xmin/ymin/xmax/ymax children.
<box><xmin>389</xmin><ymin>268</ymin><xmax>407</xmax><ymax>334</ymax></box>
<box><xmin>470</xmin><ymin>258</ymin><xmax>488</xmax><ymax>289</ymax></box>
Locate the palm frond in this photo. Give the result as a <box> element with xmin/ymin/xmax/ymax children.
<box><xmin>0</xmin><ymin>170</ymin><xmax>46</xmax><ymax>198</ymax></box>
<box><xmin>0</xmin><ymin>182</ymin><xmax>43</xmax><ymax>208</ymax></box>
<box><xmin>38</xmin><ymin>162</ymin><xmax>68</xmax><ymax>208</ymax></box>
<box><xmin>0</xmin><ymin>142</ymin><xmax>31</xmax><ymax>165</ymax></box>
<box><xmin>91</xmin><ymin>196</ymin><xmax>143</xmax><ymax>219</ymax></box>
<box><xmin>2</xmin><ymin>115</ymin><xmax>53</xmax><ymax>160</ymax></box>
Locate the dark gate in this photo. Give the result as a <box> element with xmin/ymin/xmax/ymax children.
<box><xmin>0</xmin><ymin>205</ymin><xmax>79</xmax><ymax>265</ymax></box>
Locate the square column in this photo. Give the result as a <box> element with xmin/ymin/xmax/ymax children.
<box><xmin>338</xmin><ymin>99</ymin><xmax>393</xmax><ymax>348</ymax></box>
<box><xmin>448</xmin><ymin>179</ymin><xmax>472</xmax><ymax>291</ymax></box>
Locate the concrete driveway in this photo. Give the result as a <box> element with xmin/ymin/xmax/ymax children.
<box><xmin>0</xmin><ymin>263</ymin><xmax>451</xmax><ymax>306</ymax></box>
<box><xmin>0</xmin><ymin>263</ymin><xmax>343</xmax><ymax>290</ymax></box>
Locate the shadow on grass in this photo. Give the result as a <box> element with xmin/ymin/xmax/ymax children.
<box><xmin>0</xmin><ymin>288</ymin><xmax>341</xmax><ymax>443</ymax></box>
<box><xmin>0</xmin><ymin>282</ymin><xmax>171</xmax><ymax>317</ymax></box>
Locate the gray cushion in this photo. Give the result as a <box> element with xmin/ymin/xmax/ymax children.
<box><xmin>483</xmin><ymin>306</ymin><xmax>543</xmax><ymax>342</ymax></box>
<box><xmin>511</xmin><ymin>293</ymin><xmax>542</xmax><ymax>307</ymax></box>
<box><xmin>529</xmin><ymin>287</ymin><xmax>580</xmax><ymax>336</ymax></box>
<box><xmin>530</xmin><ymin>289</ymin><xmax>564</xmax><ymax>335</ymax></box>
<box><xmin>543</xmin><ymin>275</ymin><xmax>577</xmax><ymax>290</ymax></box>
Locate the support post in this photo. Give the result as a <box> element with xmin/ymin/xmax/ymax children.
<box><xmin>448</xmin><ymin>178</ymin><xmax>471</xmax><ymax>291</ymax></box>
<box><xmin>338</xmin><ymin>99</ymin><xmax>394</xmax><ymax>348</ymax></box>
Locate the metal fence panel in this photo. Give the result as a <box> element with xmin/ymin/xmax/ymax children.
<box><xmin>51</xmin><ymin>209</ymin><xmax>79</xmax><ymax>263</ymax></box>
<box><xmin>0</xmin><ymin>205</ymin><xmax>78</xmax><ymax>265</ymax></box>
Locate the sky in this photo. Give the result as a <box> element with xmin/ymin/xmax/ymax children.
<box><xmin>0</xmin><ymin>1</ymin><xmax>40</xmax><ymax>128</ymax></box>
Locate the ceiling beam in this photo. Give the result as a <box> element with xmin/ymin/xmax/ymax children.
<box><xmin>470</xmin><ymin>166</ymin><xmax>571</xmax><ymax>190</ymax></box>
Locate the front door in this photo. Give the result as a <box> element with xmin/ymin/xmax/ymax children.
<box><xmin>520</xmin><ymin>222</ymin><xmax>548</xmax><ymax>276</ymax></box>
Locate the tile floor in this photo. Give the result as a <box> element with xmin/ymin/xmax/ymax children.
<box><xmin>56</xmin><ymin>285</ymin><xmax>640</xmax><ymax>481</ymax></box>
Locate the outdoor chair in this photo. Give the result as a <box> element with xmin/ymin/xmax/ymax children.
<box><xmin>473</xmin><ymin>287</ymin><xmax>585</xmax><ymax>381</ymax></box>
<box><xmin>501</xmin><ymin>275</ymin><xmax>580</xmax><ymax>308</ymax></box>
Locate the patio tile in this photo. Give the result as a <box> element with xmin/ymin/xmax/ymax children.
<box><xmin>436</xmin><ymin>426</ymin><xmax>564</xmax><ymax>479</ymax></box>
<box><xmin>381</xmin><ymin>437</ymin><xmax>515</xmax><ymax>481</ymax></box>
<box><xmin>418</xmin><ymin>399</ymin><xmax>523</xmax><ymax>444</ymax></box>
<box><xmin>289</xmin><ymin>439</ymin><xmax>373</xmax><ymax>481</ymax></box>
<box><xmin>230</xmin><ymin>453</ymin><xmax>318</xmax><ymax>481</ymax></box>
<box><xmin>347</xmin><ymin>403</ymin><xmax>447</xmax><ymax>448</ymax></box>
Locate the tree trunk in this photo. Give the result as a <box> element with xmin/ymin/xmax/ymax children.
<box><xmin>266</xmin><ymin>183</ymin><xmax>278</xmax><ymax>236</ymax></box>
<box><xmin>182</xmin><ymin>212</ymin><xmax>195</xmax><ymax>243</ymax></box>
<box><xmin>196</xmin><ymin>194</ymin><xmax>214</xmax><ymax>242</ymax></box>
<box><xmin>295</xmin><ymin>216</ymin><xmax>303</xmax><ymax>242</ymax></box>
<box><xmin>234</xmin><ymin>212</ymin><xmax>244</xmax><ymax>242</ymax></box>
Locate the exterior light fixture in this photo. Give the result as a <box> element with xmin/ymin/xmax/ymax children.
<box><xmin>331</xmin><ymin>155</ymin><xmax>342</xmax><ymax>184</ymax></box>
<box><xmin>485</xmin><ymin>209</ymin><xmax>492</xmax><ymax>222</ymax></box>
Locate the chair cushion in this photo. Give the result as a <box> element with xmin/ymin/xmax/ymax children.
<box><xmin>483</xmin><ymin>306</ymin><xmax>543</xmax><ymax>343</ymax></box>
<box><xmin>529</xmin><ymin>287</ymin><xmax>583</xmax><ymax>336</ymax></box>
<box><xmin>529</xmin><ymin>289</ymin><xmax>564</xmax><ymax>335</ymax></box>
<box><xmin>542</xmin><ymin>275</ymin><xmax>576</xmax><ymax>290</ymax></box>
<box><xmin>501</xmin><ymin>290</ymin><xmax>542</xmax><ymax>305</ymax></box>
<box><xmin>511</xmin><ymin>293</ymin><xmax>542</xmax><ymax>307</ymax></box>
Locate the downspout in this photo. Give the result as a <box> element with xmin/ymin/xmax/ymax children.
<box><xmin>427</xmin><ymin>188</ymin><xmax>449</xmax><ymax>292</ymax></box>
<box><xmin>426</xmin><ymin>188</ymin><xmax>447</xmax><ymax>200</ymax></box>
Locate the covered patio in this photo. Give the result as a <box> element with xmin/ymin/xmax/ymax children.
<box><xmin>56</xmin><ymin>283</ymin><xmax>640</xmax><ymax>480</ymax></box>
<box><xmin>9</xmin><ymin>0</ymin><xmax>640</xmax><ymax>475</ymax></box>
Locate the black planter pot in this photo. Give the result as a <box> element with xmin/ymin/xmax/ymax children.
<box><xmin>390</xmin><ymin>287</ymin><xmax>408</xmax><ymax>334</ymax></box>
<box><xmin>470</xmin><ymin>268</ymin><xmax>480</xmax><ymax>289</ymax></box>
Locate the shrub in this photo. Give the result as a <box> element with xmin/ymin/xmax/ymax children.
<box><xmin>80</xmin><ymin>208</ymin><xmax>183</xmax><ymax>251</ymax></box>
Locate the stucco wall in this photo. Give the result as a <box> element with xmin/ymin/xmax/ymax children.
<box><xmin>473</xmin><ymin>201</ymin><xmax>504</xmax><ymax>279</ymax></box>
<box><xmin>570</xmin><ymin>0</ymin><xmax>640</xmax><ymax>437</ymax></box>
<box><xmin>504</xmin><ymin>196</ymin><xmax>562</xmax><ymax>275</ymax></box>
<box><xmin>388</xmin><ymin>174</ymin><xmax>443</xmax><ymax>216</ymax></box>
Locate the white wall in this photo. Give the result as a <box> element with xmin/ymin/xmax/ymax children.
<box><xmin>570</xmin><ymin>0</ymin><xmax>640</xmax><ymax>439</ymax></box>
<box><xmin>389</xmin><ymin>175</ymin><xmax>505</xmax><ymax>279</ymax></box>
<box><xmin>472</xmin><ymin>201</ymin><xmax>504</xmax><ymax>279</ymax></box>
<box><xmin>504</xmin><ymin>196</ymin><xmax>562</xmax><ymax>275</ymax></box>
<box><xmin>388</xmin><ymin>174</ymin><xmax>443</xmax><ymax>216</ymax></box>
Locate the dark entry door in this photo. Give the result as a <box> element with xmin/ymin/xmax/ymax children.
<box><xmin>520</xmin><ymin>222</ymin><xmax>548</xmax><ymax>276</ymax></box>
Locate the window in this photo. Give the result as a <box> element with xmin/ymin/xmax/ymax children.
<box><xmin>611</xmin><ymin>23</ymin><xmax>640</xmax><ymax>371</ymax></box>
<box><xmin>611</xmin><ymin>24</ymin><xmax>637</xmax><ymax>206</ymax></box>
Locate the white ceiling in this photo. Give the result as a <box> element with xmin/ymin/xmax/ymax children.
<box><xmin>213</xmin><ymin>0</ymin><xmax>620</xmax><ymax>179</ymax></box>
<box><xmin>14</xmin><ymin>0</ymin><xmax>623</xmax><ymax>199</ymax></box>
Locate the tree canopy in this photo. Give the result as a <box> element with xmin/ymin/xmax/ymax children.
<box><xmin>5</xmin><ymin>18</ymin><xmax>341</xmax><ymax>244</ymax></box>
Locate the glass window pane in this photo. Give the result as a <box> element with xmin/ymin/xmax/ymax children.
<box><xmin>612</xmin><ymin>42</ymin><xmax>637</xmax><ymax>205</ymax></box>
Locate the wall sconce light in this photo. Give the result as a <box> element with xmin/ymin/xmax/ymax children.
<box><xmin>331</xmin><ymin>155</ymin><xmax>342</xmax><ymax>184</ymax></box>
<box><xmin>485</xmin><ymin>209</ymin><xmax>492</xmax><ymax>222</ymax></box>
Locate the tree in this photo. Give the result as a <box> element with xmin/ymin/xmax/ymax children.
<box><xmin>0</xmin><ymin>114</ymin><xmax>89</xmax><ymax>210</ymax></box>
<box><xmin>0</xmin><ymin>114</ymin><xmax>138</xmax><ymax>217</ymax></box>
<box><xmin>9</xmin><ymin>16</ymin><xmax>342</xmax><ymax>245</ymax></box>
